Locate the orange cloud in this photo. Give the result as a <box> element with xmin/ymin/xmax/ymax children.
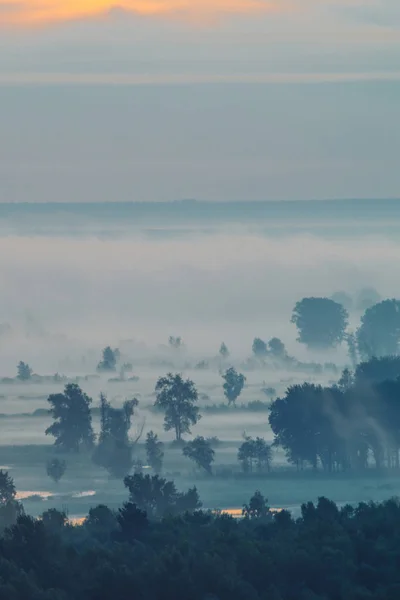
<box><xmin>0</xmin><ymin>0</ymin><xmax>282</xmax><ymax>27</ymax></box>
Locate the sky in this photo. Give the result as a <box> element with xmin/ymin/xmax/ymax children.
<box><xmin>1</xmin><ymin>0</ymin><xmax>400</xmax><ymax>201</ymax></box>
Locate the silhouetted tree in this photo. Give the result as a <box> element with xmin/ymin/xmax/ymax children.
<box><xmin>45</xmin><ymin>384</ymin><xmax>95</xmax><ymax>452</ymax></box>
<box><xmin>154</xmin><ymin>373</ymin><xmax>200</xmax><ymax>442</ymax></box>
<box><xmin>355</xmin><ymin>356</ymin><xmax>400</xmax><ymax>385</ymax></box>
<box><xmin>252</xmin><ymin>337</ymin><xmax>268</xmax><ymax>357</ymax></box>
<box><xmin>222</xmin><ymin>367</ymin><xmax>246</xmax><ymax>405</ymax></box>
<box><xmin>41</xmin><ymin>509</ymin><xmax>68</xmax><ymax>533</ymax></box>
<box><xmin>238</xmin><ymin>436</ymin><xmax>272</xmax><ymax>473</ymax></box>
<box><xmin>268</xmin><ymin>337</ymin><xmax>286</xmax><ymax>358</ymax></box>
<box><xmin>17</xmin><ymin>361</ymin><xmax>32</xmax><ymax>381</ymax></box>
<box><xmin>168</xmin><ymin>336</ymin><xmax>183</xmax><ymax>349</ymax></box>
<box><xmin>219</xmin><ymin>342</ymin><xmax>229</xmax><ymax>359</ymax></box>
<box><xmin>93</xmin><ymin>394</ymin><xmax>140</xmax><ymax>477</ymax></box>
<box><xmin>46</xmin><ymin>458</ymin><xmax>66</xmax><ymax>484</ymax></box>
<box><xmin>337</xmin><ymin>368</ymin><xmax>354</xmax><ymax>391</ymax></box>
<box><xmin>291</xmin><ymin>297</ymin><xmax>348</xmax><ymax>349</ymax></box>
<box><xmin>346</xmin><ymin>331</ymin><xmax>358</xmax><ymax>368</ymax></box>
<box><xmin>145</xmin><ymin>431</ymin><xmax>164</xmax><ymax>474</ymax></box>
<box><xmin>97</xmin><ymin>346</ymin><xmax>118</xmax><ymax>372</ymax></box>
<box><xmin>0</xmin><ymin>471</ymin><xmax>23</xmax><ymax>532</ymax></box>
<box><xmin>183</xmin><ymin>436</ymin><xmax>215</xmax><ymax>474</ymax></box>
<box><xmin>0</xmin><ymin>471</ymin><xmax>16</xmax><ymax>505</ymax></box>
<box><xmin>242</xmin><ymin>490</ymin><xmax>271</xmax><ymax>520</ymax></box>
<box><xmin>357</xmin><ymin>299</ymin><xmax>400</xmax><ymax>359</ymax></box>
<box><xmin>85</xmin><ymin>504</ymin><xmax>117</xmax><ymax>541</ymax></box>
<box><xmin>124</xmin><ymin>473</ymin><xmax>201</xmax><ymax>518</ymax></box>
<box><xmin>117</xmin><ymin>502</ymin><xmax>148</xmax><ymax>541</ymax></box>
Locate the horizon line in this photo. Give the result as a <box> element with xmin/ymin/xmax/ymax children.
<box><xmin>2</xmin><ymin>71</ymin><xmax>400</xmax><ymax>86</ymax></box>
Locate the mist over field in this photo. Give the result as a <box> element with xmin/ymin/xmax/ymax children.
<box><xmin>1</xmin><ymin>200</ymin><xmax>400</xmax><ymax>521</ymax></box>
<box><xmin>1</xmin><ymin>200</ymin><xmax>400</xmax><ymax>372</ymax></box>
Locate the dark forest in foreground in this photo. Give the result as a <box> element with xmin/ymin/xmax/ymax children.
<box><xmin>0</xmin><ymin>475</ymin><xmax>400</xmax><ymax>600</ymax></box>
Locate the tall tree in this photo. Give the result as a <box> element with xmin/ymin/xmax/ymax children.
<box><xmin>183</xmin><ymin>436</ymin><xmax>215</xmax><ymax>474</ymax></box>
<box><xmin>123</xmin><ymin>473</ymin><xmax>201</xmax><ymax>519</ymax></box>
<box><xmin>242</xmin><ymin>490</ymin><xmax>271</xmax><ymax>520</ymax></box>
<box><xmin>222</xmin><ymin>367</ymin><xmax>246</xmax><ymax>405</ymax></box>
<box><xmin>356</xmin><ymin>299</ymin><xmax>400</xmax><ymax>359</ymax></box>
<box><xmin>93</xmin><ymin>394</ymin><xmax>140</xmax><ymax>477</ymax></box>
<box><xmin>45</xmin><ymin>384</ymin><xmax>95</xmax><ymax>452</ymax></box>
<box><xmin>219</xmin><ymin>342</ymin><xmax>230</xmax><ymax>359</ymax></box>
<box><xmin>145</xmin><ymin>431</ymin><xmax>164</xmax><ymax>474</ymax></box>
<box><xmin>168</xmin><ymin>336</ymin><xmax>183</xmax><ymax>349</ymax></box>
<box><xmin>97</xmin><ymin>346</ymin><xmax>118</xmax><ymax>372</ymax></box>
<box><xmin>17</xmin><ymin>361</ymin><xmax>32</xmax><ymax>381</ymax></box>
<box><xmin>154</xmin><ymin>373</ymin><xmax>200</xmax><ymax>442</ymax></box>
<box><xmin>238</xmin><ymin>436</ymin><xmax>272</xmax><ymax>473</ymax></box>
<box><xmin>252</xmin><ymin>338</ymin><xmax>268</xmax><ymax>358</ymax></box>
<box><xmin>268</xmin><ymin>337</ymin><xmax>286</xmax><ymax>358</ymax></box>
<box><xmin>0</xmin><ymin>470</ymin><xmax>16</xmax><ymax>505</ymax></box>
<box><xmin>291</xmin><ymin>297</ymin><xmax>348</xmax><ymax>349</ymax></box>
<box><xmin>46</xmin><ymin>458</ymin><xmax>66</xmax><ymax>484</ymax></box>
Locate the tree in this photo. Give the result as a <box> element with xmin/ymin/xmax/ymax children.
<box><xmin>93</xmin><ymin>394</ymin><xmax>141</xmax><ymax>478</ymax></box>
<box><xmin>85</xmin><ymin>504</ymin><xmax>117</xmax><ymax>541</ymax></box>
<box><xmin>117</xmin><ymin>502</ymin><xmax>148</xmax><ymax>541</ymax></box>
<box><xmin>291</xmin><ymin>297</ymin><xmax>348</xmax><ymax>349</ymax></box>
<box><xmin>337</xmin><ymin>368</ymin><xmax>354</xmax><ymax>392</ymax></box>
<box><xmin>45</xmin><ymin>384</ymin><xmax>95</xmax><ymax>452</ymax></box>
<box><xmin>0</xmin><ymin>471</ymin><xmax>16</xmax><ymax>505</ymax></box>
<box><xmin>168</xmin><ymin>336</ymin><xmax>183</xmax><ymax>349</ymax></box>
<box><xmin>355</xmin><ymin>356</ymin><xmax>400</xmax><ymax>385</ymax></box>
<box><xmin>242</xmin><ymin>490</ymin><xmax>271</xmax><ymax>520</ymax></box>
<box><xmin>219</xmin><ymin>342</ymin><xmax>229</xmax><ymax>359</ymax></box>
<box><xmin>183</xmin><ymin>436</ymin><xmax>215</xmax><ymax>474</ymax></box>
<box><xmin>356</xmin><ymin>299</ymin><xmax>400</xmax><ymax>359</ymax></box>
<box><xmin>46</xmin><ymin>458</ymin><xmax>66</xmax><ymax>484</ymax></box>
<box><xmin>346</xmin><ymin>332</ymin><xmax>358</xmax><ymax>368</ymax></box>
<box><xmin>154</xmin><ymin>373</ymin><xmax>200</xmax><ymax>442</ymax></box>
<box><xmin>17</xmin><ymin>361</ymin><xmax>32</xmax><ymax>381</ymax></box>
<box><xmin>41</xmin><ymin>508</ymin><xmax>68</xmax><ymax>533</ymax></box>
<box><xmin>97</xmin><ymin>346</ymin><xmax>118</xmax><ymax>372</ymax></box>
<box><xmin>252</xmin><ymin>337</ymin><xmax>267</xmax><ymax>358</ymax></box>
<box><xmin>238</xmin><ymin>436</ymin><xmax>272</xmax><ymax>473</ymax></box>
<box><xmin>355</xmin><ymin>287</ymin><xmax>381</xmax><ymax>312</ymax></box>
<box><xmin>222</xmin><ymin>367</ymin><xmax>246</xmax><ymax>405</ymax></box>
<box><xmin>269</xmin><ymin>384</ymin><xmax>346</xmax><ymax>471</ymax></box>
<box><xmin>145</xmin><ymin>431</ymin><xmax>164</xmax><ymax>474</ymax></box>
<box><xmin>0</xmin><ymin>471</ymin><xmax>23</xmax><ymax>532</ymax></box>
<box><xmin>123</xmin><ymin>473</ymin><xmax>201</xmax><ymax>519</ymax></box>
<box><xmin>268</xmin><ymin>337</ymin><xmax>286</xmax><ymax>358</ymax></box>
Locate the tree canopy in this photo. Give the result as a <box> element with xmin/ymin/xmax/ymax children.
<box><xmin>45</xmin><ymin>384</ymin><xmax>95</xmax><ymax>452</ymax></box>
<box><xmin>291</xmin><ymin>297</ymin><xmax>348</xmax><ymax>349</ymax></box>
<box><xmin>357</xmin><ymin>299</ymin><xmax>400</xmax><ymax>359</ymax></box>
<box><xmin>154</xmin><ymin>373</ymin><xmax>200</xmax><ymax>441</ymax></box>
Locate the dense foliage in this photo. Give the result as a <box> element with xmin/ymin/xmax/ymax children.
<box><xmin>2</xmin><ymin>488</ymin><xmax>400</xmax><ymax>599</ymax></box>
<box><xmin>45</xmin><ymin>384</ymin><xmax>95</xmax><ymax>452</ymax></box>
<box><xmin>291</xmin><ymin>297</ymin><xmax>349</xmax><ymax>349</ymax></box>
<box><xmin>155</xmin><ymin>373</ymin><xmax>200</xmax><ymax>441</ymax></box>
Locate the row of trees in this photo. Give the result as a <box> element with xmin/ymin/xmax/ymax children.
<box><xmin>291</xmin><ymin>296</ymin><xmax>400</xmax><ymax>358</ymax></box>
<box><xmin>269</xmin><ymin>361</ymin><xmax>400</xmax><ymax>471</ymax></box>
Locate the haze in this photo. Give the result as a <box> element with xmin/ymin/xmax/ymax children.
<box><xmin>1</xmin><ymin>0</ymin><xmax>400</xmax><ymax>201</ymax></box>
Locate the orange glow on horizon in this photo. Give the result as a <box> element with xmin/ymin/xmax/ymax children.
<box><xmin>0</xmin><ymin>0</ymin><xmax>281</xmax><ymax>28</ymax></box>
